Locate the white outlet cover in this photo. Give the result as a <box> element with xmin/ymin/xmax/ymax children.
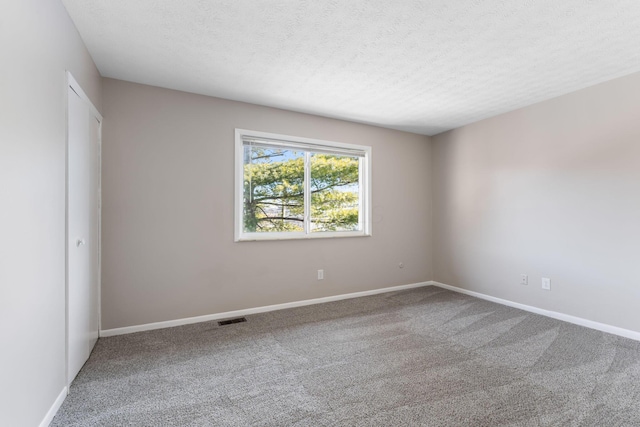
<box><xmin>520</xmin><ymin>274</ymin><xmax>528</xmax><ymax>285</ymax></box>
<box><xmin>542</xmin><ymin>277</ymin><xmax>551</xmax><ymax>290</ymax></box>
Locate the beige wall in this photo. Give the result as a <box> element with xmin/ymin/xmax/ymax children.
<box><xmin>0</xmin><ymin>1</ymin><xmax>102</xmax><ymax>426</ymax></box>
<box><xmin>101</xmin><ymin>78</ymin><xmax>432</xmax><ymax>330</ymax></box>
<box><xmin>432</xmin><ymin>72</ymin><xmax>640</xmax><ymax>333</ymax></box>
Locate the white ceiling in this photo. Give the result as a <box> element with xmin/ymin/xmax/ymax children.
<box><xmin>62</xmin><ymin>0</ymin><xmax>640</xmax><ymax>135</ymax></box>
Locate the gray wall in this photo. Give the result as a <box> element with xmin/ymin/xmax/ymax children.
<box><xmin>0</xmin><ymin>1</ymin><xmax>102</xmax><ymax>426</ymax></box>
<box><xmin>101</xmin><ymin>78</ymin><xmax>432</xmax><ymax>330</ymax></box>
<box><xmin>432</xmin><ymin>71</ymin><xmax>640</xmax><ymax>333</ymax></box>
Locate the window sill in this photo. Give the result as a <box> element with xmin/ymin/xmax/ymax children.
<box><xmin>235</xmin><ymin>231</ymin><xmax>371</xmax><ymax>242</ymax></box>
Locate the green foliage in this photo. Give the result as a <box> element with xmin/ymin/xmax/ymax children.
<box><xmin>243</xmin><ymin>148</ymin><xmax>359</xmax><ymax>233</ymax></box>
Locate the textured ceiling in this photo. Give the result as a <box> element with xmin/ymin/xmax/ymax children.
<box><xmin>62</xmin><ymin>0</ymin><xmax>640</xmax><ymax>135</ymax></box>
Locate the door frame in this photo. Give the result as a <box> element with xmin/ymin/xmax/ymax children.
<box><xmin>65</xmin><ymin>71</ymin><xmax>103</xmax><ymax>389</ymax></box>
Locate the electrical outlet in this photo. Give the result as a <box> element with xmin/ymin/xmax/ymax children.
<box><xmin>317</xmin><ymin>269</ymin><xmax>324</xmax><ymax>280</ymax></box>
<box><xmin>542</xmin><ymin>277</ymin><xmax>551</xmax><ymax>290</ymax></box>
<box><xmin>520</xmin><ymin>274</ymin><xmax>528</xmax><ymax>285</ymax></box>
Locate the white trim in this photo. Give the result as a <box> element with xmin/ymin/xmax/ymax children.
<box><xmin>303</xmin><ymin>151</ymin><xmax>311</xmax><ymax>235</ymax></box>
<box><xmin>97</xmin><ymin>120</ymin><xmax>102</xmax><ymax>334</ymax></box>
<box><xmin>39</xmin><ymin>387</ymin><xmax>67</xmax><ymax>427</ymax></box>
<box><xmin>101</xmin><ymin>280</ymin><xmax>640</xmax><ymax>341</ymax></box>
<box><xmin>431</xmin><ymin>281</ymin><xmax>640</xmax><ymax>342</ymax></box>
<box><xmin>100</xmin><ymin>281</ymin><xmax>431</xmax><ymax>337</ymax></box>
<box><xmin>234</xmin><ymin>130</ymin><xmax>244</xmax><ymax>242</ymax></box>
<box><xmin>66</xmin><ymin>72</ymin><xmax>102</xmax><ymax>122</ymax></box>
<box><xmin>235</xmin><ymin>230</ymin><xmax>370</xmax><ymax>241</ymax></box>
<box><xmin>234</xmin><ymin>128</ymin><xmax>372</xmax><ymax>242</ymax></box>
<box><xmin>239</xmin><ymin>129</ymin><xmax>369</xmax><ymax>155</ymax></box>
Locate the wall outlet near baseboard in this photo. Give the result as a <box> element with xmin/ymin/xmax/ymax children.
<box><xmin>542</xmin><ymin>277</ymin><xmax>551</xmax><ymax>290</ymax></box>
<box><xmin>520</xmin><ymin>274</ymin><xmax>528</xmax><ymax>285</ymax></box>
<box><xmin>317</xmin><ymin>269</ymin><xmax>324</xmax><ymax>280</ymax></box>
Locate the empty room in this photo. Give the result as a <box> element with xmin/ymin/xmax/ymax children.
<box><xmin>3</xmin><ymin>0</ymin><xmax>640</xmax><ymax>426</ymax></box>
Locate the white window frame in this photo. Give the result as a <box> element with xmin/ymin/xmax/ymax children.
<box><xmin>235</xmin><ymin>129</ymin><xmax>372</xmax><ymax>242</ymax></box>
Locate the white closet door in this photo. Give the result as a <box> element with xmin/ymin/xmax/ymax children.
<box><xmin>67</xmin><ymin>79</ymin><xmax>101</xmax><ymax>385</ymax></box>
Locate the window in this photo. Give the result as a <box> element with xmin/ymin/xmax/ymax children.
<box><xmin>235</xmin><ymin>129</ymin><xmax>371</xmax><ymax>241</ymax></box>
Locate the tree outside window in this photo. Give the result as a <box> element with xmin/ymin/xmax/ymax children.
<box><xmin>235</xmin><ymin>130</ymin><xmax>370</xmax><ymax>241</ymax></box>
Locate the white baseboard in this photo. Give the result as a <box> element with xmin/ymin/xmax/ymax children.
<box><xmin>432</xmin><ymin>281</ymin><xmax>640</xmax><ymax>342</ymax></box>
<box><xmin>39</xmin><ymin>387</ymin><xmax>67</xmax><ymax>427</ymax></box>
<box><xmin>100</xmin><ymin>280</ymin><xmax>640</xmax><ymax>341</ymax></box>
<box><xmin>100</xmin><ymin>281</ymin><xmax>432</xmax><ymax>337</ymax></box>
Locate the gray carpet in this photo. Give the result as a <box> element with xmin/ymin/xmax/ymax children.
<box><xmin>51</xmin><ymin>286</ymin><xmax>640</xmax><ymax>426</ymax></box>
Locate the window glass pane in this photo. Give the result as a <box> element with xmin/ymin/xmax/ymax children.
<box><xmin>310</xmin><ymin>153</ymin><xmax>360</xmax><ymax>232</ymax></box>
<box><xmin>243</xmin><ymin>145</ymin><xmax>304</xmax><ymax>233</ymax></box>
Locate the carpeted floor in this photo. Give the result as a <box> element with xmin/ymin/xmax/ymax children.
<box><xmin>51</xmin><ymin>286</ymin><xmax>640</xmax><ymax>426</ymax></box>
